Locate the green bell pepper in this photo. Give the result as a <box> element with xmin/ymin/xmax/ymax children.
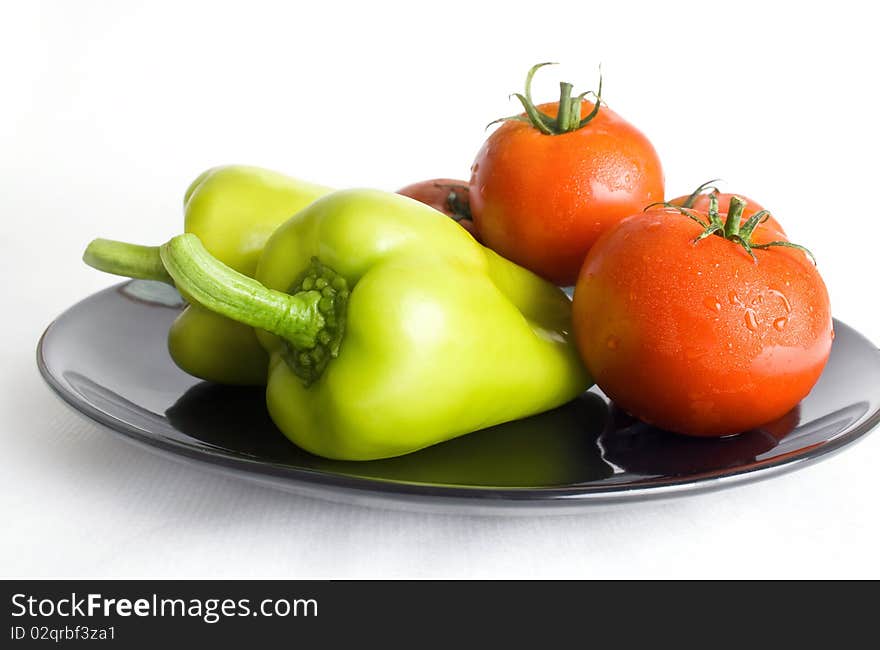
<box><xmin>156</xmin><ymin>189</ymin><xmax>591</xmax><ymax>460</ymax></box>
<box><xmin>83</xmin><ymin>165</ymin><xmax>331</xmax><ymax>384</ymax></box>
<box><xmin>166</xmin><ymin>384</ymin><xmax>613</xmax><ymax>486</ymax></box>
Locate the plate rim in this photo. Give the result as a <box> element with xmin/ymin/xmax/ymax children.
<box><xmin>35</xmin><ymin>282</ymin><xmax>880</xmax><ymax>510</ymax></box>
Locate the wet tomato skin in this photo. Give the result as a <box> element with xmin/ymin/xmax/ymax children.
<box><xmin>397</xmin><ymin>179</ymin><xmax>478</xmax><ymax>238</ymax></box>
<box><xmin>572</xmin><ymin>208</ymin><xmax>833</xmax><ymax>437</ymax></box>
<box><xmin>469</xmin><ymin>101</ymin><xmax>663</xmax><ymax>286</ymax></box>
<box><xmin>668</xmin><ymin>191</ymin><xmax>786</xmax><ymax>235</ymax></box>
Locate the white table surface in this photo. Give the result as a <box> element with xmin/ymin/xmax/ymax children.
<box><xmin>2</xmin><ymin>1</ymin><xmax>878</xmax><ymax>579</ymax></box>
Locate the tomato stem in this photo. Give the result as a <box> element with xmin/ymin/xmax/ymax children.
<box><xmin>431</xmin><ymin>182</ymin><xmax>472</xmax><ymax>221</ymax></box>
<box><xmin>660</xmin><ymin>196</ymin><xmax>817</xmax><ymax>265</ymax></box>
<box><xmin>556</xmin><ymin>82</ymin><xmax>574</xmax><ymax>131</ymax></box>
<box><xmin>723</xmin><ymin>196</ymin><xmax>746</xmax><ymax>239</ymax></box>
<box><xmin>493</xmin><ymin>63</ymin><xmax>603</xmax><ymax>135</ymax></box>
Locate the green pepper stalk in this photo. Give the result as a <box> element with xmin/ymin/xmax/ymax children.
<box><xmin>82</xmin><ymin>165</ymin><xmax>334</xmax><ymax>386</ymax></box>
<box><xmin>160</xmin><ymin>234</ymin><xmax>349</xmax><ymax>385</ymax></box>
<box><xmin>83</xmin><ymin>239</ymin><xmax>174</xmax><ymax>285</ymax></box>
<box><xmin>84</xmin><ymin>234</ymin><xmax>349</xmax><ymax>385</ymax></box>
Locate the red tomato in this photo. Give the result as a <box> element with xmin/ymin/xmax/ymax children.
<box><xmin>572</xmin><ymin>204</ymin><xmax>832</xmax><ymax>437</ymax></box>
<box><xmin>397</xmin><ymin>179</ymin><xmax>478</xmax><ymax>238</ymax></box>
<box><xmin>469</xmin><ymin>65</ymin><xmax>663</xmax><ymax>285</ymax></box>
<box><xmin>668</xmin><ymin>180</ymin><xmax>785</xmax><ymax>235</ymax></box>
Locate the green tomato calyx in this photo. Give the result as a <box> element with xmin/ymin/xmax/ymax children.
<box><xmin>656</xmin><ymin>196</ymin><xmax>816</xmax><ymax>264</ymax></box>
<box><xmin>438</xmin><ymin>182</ymin><xmax>472</xmax><ymax>222</ymax></box>
<box><xmin>489</xmin><ymin>62</ymin><xmax>603</xmax><ymax>135</ymax></box>
<box><xmin>677</xmin><ymin>178</ymin><xmax>724</xmax><ymax>208</ymax></box>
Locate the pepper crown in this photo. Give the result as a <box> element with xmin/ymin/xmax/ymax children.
<box><xmin>83</xmin><ymin>235</ymin><xmax>349</xmax><ymax>385</ymax></box>
<box><xmin>158</xmin><ymin>234</ymin><xmax>349</xmax><ymax>386</ymax></box>
<box><xmin>281</xmin><ymin>257</ymin><xmax>349</xmax><ymax>383</ymax></box>
<box><xmin>660</xmin><ymin>195</ymin><xmax>816</xmax><ymax>264</ymax></box>
<box><xmin>490</xmin><ymin>62</ymin><xmax>603</xmax><ymax>135</ymax></box>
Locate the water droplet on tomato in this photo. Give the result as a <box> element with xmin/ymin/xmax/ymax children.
<box><xmin>728</xmin><ymin>291</ymin><xmax>743</xmax><ymax>307</ymax></box>
<box><xmin>831</xmin><ymin>329</ymin><xmax>836</xmax><ymax>341</ymax></box>
<box><xmin>744</xmin><ymin>309</ymin><xmax>759</xmax><ymax>331</ymax></box>
<box><xmin>773</xmin><ymin>317</ymin><xmax>787</xmax><ymax>331</ymax></box>
<box><xmin>768</xmin><ymin>289</ymin><xmax>792</xmax><ymax>313</ymax></box>
<box><xmin>703</xmin><ymin>296</ymin><xmax>722</xmax><ymax>313</ymax></box>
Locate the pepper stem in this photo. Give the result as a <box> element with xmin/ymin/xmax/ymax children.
<box><xmin>83</xmin><ymin>239</ymin><xmax>174</xmax><ymax>285</ymax></box>
<box><xmin>159</xmin><ymin>234</ymin><xmax>348</xmax><ymax>385</ymax></box>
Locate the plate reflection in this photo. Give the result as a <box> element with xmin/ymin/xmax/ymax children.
<box><xmin>166</xmin><ymin>382</ymin><xmax>800</xmax><ymax>488</ymax></box>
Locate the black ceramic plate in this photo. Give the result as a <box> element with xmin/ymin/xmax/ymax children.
<box><xmin>37</xmin><ymin>281</ymin><xmax>880</xmax><ymax>514</ymax></box>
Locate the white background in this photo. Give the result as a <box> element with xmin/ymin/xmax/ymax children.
<box><xmin>2</xmin><ymin>0</ymin><xmax>878</xmax><ymax>578</ymax></box>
